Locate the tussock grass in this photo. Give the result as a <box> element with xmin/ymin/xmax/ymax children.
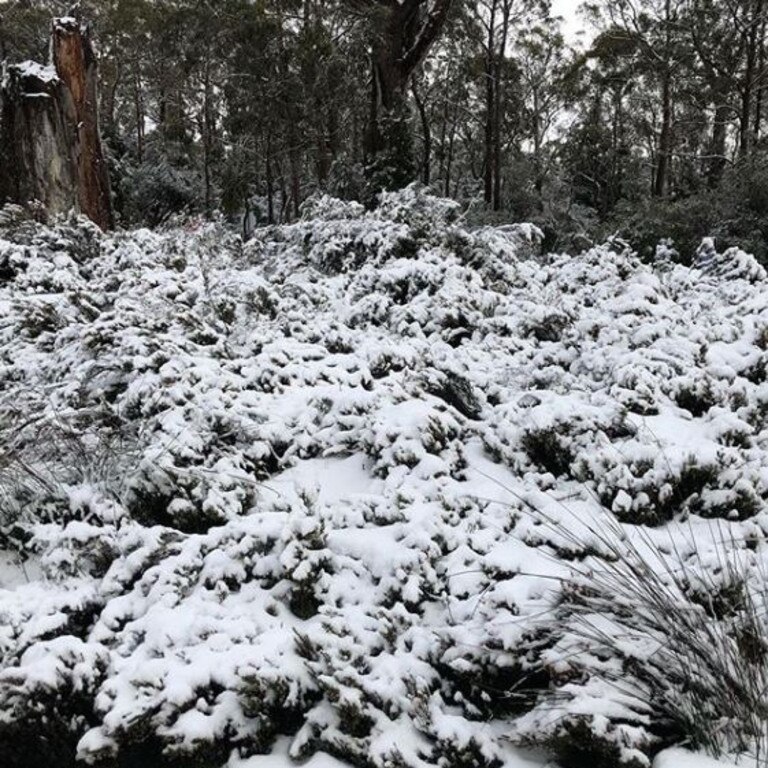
<box><xmin>472</xmin><ymin>469</ymin><xmax>768</xmax><ymax>766</ymax></box>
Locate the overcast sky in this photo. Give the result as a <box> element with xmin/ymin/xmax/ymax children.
<box><xmin>552</xmin><ymin>0</ymin><xmax>589</xmax><ymax>42</ymax></box>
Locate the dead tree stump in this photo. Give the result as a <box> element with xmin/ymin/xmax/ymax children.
<box><xmin>0</xmin><ymin>18</ymin><xmax>113</xmax><ymax>229</ymax></box>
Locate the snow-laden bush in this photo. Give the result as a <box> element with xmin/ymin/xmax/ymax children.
<box><xmin>3</xmin><ymin>192</ymin><xmax>768</xmax><ymax>768</ymax></box>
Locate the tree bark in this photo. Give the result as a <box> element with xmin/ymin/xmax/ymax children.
<box><xmin>755</xmin><ymin>6</ymin><xmax>767</xmax><ymax>141</ymax></box>
<box><xmin>0</xmin><ymin>62</ymin><xmax>79</xmax><ymax>216</ymax></box>
<box><xmin>492</xmin><ymin>1</ymin><xmax>511</xmax><ymax>211</ymax></box>
<box><xmin>411</xmin><ymin>76</ymin><xmax>432</xmax><ymax>184</ymax></box>
<box><xmin>707</xmin><ymin>99</ymin><xmax>730</xmax><ymax>187</ymax></box>
<box><xmin>51</xmin><ymin>18</ymin><xmax>114</xmax><ymax>229</ymax></box>
<box><xmin>265</xmin><ymin>132</ymin><xmax>275</xmax><ymax>225</ymax></box>
<box><xmin>653</xmin><ymin>0</ymin><xmax>673</xmax><ymax>197</ymax></box>
<box><xmin>483</xmin><ymin>0</ymin><xmax>497</xmax><ymax>208</ymax></box>
<box><xmin>654</xmin><ymin>66</ymin><xmax>672</xmax><ymax>196</ymax></box>
<box><xmin>1</xmin><ymin>18</ymin><xmax>113</xmax><ymax>229</ymax></box>
<box><xmin>740</xmin><ymin>0</ymin><xmax>763</xmax><ymax>158</ymax></box>
<box><xmin>201</xmin><ymin>56</ymin><xmax>215</xmax><ymax>217</ymax></box>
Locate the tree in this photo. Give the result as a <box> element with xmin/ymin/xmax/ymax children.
<box><xmin>344</xmin><ymin>0</ymin><xmax>454</xmax><ymax>192</ymax></box>
<box><xmin>1</xmin><ymin>16</ymin><xmax>113</xmax><ymax>229</ymax></box>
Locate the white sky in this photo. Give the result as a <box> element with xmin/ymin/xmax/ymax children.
<box><xmin>552</xmin><ymin>0</ymin><xmax>589</xmax><ymax>43</ymax></box>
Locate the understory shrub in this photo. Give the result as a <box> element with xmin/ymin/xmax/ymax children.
<box><xmin>2</xmin><ymin>188</ymin><xmax>768</xmax><ymax>768</ymax></box>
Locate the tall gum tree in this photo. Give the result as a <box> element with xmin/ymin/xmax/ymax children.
<box><xmin>345</xmin><ymin>0</ymin><xmax>453</xmax><ymax>192</ymax></box>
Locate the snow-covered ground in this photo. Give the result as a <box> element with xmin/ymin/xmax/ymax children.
<box><xmin>0</xmin><ymin>191</ymin><xmax>766</xmax><ymax>768</ymax></box>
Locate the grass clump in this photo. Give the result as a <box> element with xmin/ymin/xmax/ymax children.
<box><xmin>544</xmin><ymin>520</ymin><xmax>768</xmax><ymax>766</ymax></box>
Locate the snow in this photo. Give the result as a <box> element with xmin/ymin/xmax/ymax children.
<box><xmin>229</xmin><ymin>737</ymin><xmax>543</xmax><ymax>768</ymax></box>
<box><xmin>654</xmin><ymin>749</ymin><xmax>742</xmax><ymax>768</ymax></box>
<box><xmin>0</xmin><ymin>188</ymin><xmax>764</xmax><ymax>768</ymax></box>
<box><xmin>0</xmin><ymin>551</ymin><xmax>42</xmax><ymax>588</ymax></box>
<box><xmin>12</xmin><ymin>60</ymin><xmax>58</xmax><ymax>84</ymax></box>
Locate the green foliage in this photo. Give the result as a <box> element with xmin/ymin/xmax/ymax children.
<box><xmin>121</xmin><ymin>159</ymin><xmax>205</xmax><ymax>227</ymax></box>
<box><xmin>546</xmin><ymin>717</ymin><xmax>649</xmax><ymax>768</ymax></box>
<box><xmin>364</xmin><ymin>107</ymin><xmax>419</xmax><ymax>203</ymax></box>
<box><xmin>520</xmin><ymin>427</ymin><xmax>575</xmax><ymax>477</ymax></box>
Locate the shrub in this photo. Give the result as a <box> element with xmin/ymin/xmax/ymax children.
<box><xmin>520</xmin><ymin>427</ymin><xmax>574</xmax><ymax>477</ymax></box>
<box><xmin>0</xmin><ymin>638</ymin><xmax>108</xmax><ymax>768</ymax></box>
<box><xmin>121</xmin><ymin>159</ymin><xmax>204</xmax><ymax>227</ymax></box>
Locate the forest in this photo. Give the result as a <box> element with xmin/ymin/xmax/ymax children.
<box><xmin>4</xmin><ymin>3</ymin><xmax>768</xmax><ymax>768</ymax></box>
<box><xmin>4</xmin><ymin>0</ymin><xmax>768</xmax><ymax>259</ymax></box>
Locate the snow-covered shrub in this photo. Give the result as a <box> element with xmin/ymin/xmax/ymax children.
<box><xmin>519</xmin><ymin>426</ymin><xmax>575</xmax><ymax>477</ymax></box>
<box><xmin>0</xmin><ymin>638</ymin><xmax>109</xmax><ymax>768</ymax></box>
<box><xmin>362</xmin><ymin>400</ymin><xmax>467</xmax><ymax>480</ymax></box>
<box><xmin>121</xmin><ymin>158</ymin><xmax>205</xmax><ymax>226</ymax></box>
<box><xmin>4</xmin><ymin>189</ymin><xmax>768</xmax><ymax>768</ymax></box>
<box><xmin>278</xmin><ymin>492</ymin><xmax>334</xmax><ymax>620</ymax></box>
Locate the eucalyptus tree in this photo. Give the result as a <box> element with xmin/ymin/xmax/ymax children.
<box><xmin>342</xmin><ymin>0</ymin><xmax>454</xmax><ymax>192</ymax></box>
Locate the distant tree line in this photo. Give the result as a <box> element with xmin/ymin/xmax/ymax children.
<box><xmin>3</xmin><ymin>0</ymin><xmax>768</xmax><ymax>259</ymax></box>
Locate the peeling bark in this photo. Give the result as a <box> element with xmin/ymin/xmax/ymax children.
<box><xmin>52</xmin><ymin>18</ymin><xmax>113</xmax><ymax>230</ymax></box>
<box><xmin>0</xmin><ymin>62</ymin><xmax>79</xmax><ymax>216</ymax></box>
<box><xmin>0</xmin><ymin>18</ymin><xmax>113</xmax><ymax>229</ymax></box>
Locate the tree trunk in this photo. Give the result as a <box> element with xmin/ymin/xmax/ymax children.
<box><xmin>0</xmin><ymin>62</ymin><xmax>79</xmax><ymax>215</ymax></box>
<box><xmin>654</xmin><ymin>66</ymin><xmax>672</xmax><ymax>197</ymax></box>
<box><xmin>363</xmin><ymin>0</ymin><xmax>453</xmax><ymax>192</ymax></box>
<box><xmin>0</xmin><ymin>18</ymin><xmax>112</xmax><ymax>227</ymax></box>
<box><xmin>653</xmin><ymin>0</ymin><xmax>673</xmax><ymax>197</ymax></box>
<box><xmin>1</xmin><ymin>18</ymin><xmax>113</xmax><ymax>229</ymax></box>
<box><xmin>707</xmin><ymin>100</ymin><xmax>730</xmax><ymax>187</ymax></box>
<box><xmin>51</xmin><ymin>18</ymin><xmax>113</xmax><ymax>229</ymax></box>
<box><xmin>755</xmin><ymin>7</ymin><xmax>767</xmax><ymax>141</ymax></box>
<box><xmin>444</xmin><ymin>118</ymin><xmax>456</xmax><ymax>197</ymax></box>
<box><xmin>492</xmin><ymin>3</ymin><xmax>511</xmax><ymax>211</ymax></box>
<box><xmin>201</xmin><ymin>57</ymin><xmax>214</xmax><ymax>217</ymax></box>
<box><xmin>483</xmin><ymin>0</ymin><xmax>497</xmax><ymax>207</ymax></box>
<box><xmin>740</xmin><ymin>0</ymin><xmax>762</xmax><ymax>157</ymax></box>
<box><xmin>134</xmin><ymin>67</ymin><xmax>144</xmax><ymax>164</ymax></box>
<box><xmin>532</xmin><ymin>88</ymin><xmax>544</xmax><ymax>205</ymax></box>
<box><xmin>411</xmin><ymin>76</ymin><xmax>432</xmax><ymax>185</ymax></box>
<box><xmin>266</xmin><ymin>132</ymin><xmax>275</xmax><ymax>225</ymax></box>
